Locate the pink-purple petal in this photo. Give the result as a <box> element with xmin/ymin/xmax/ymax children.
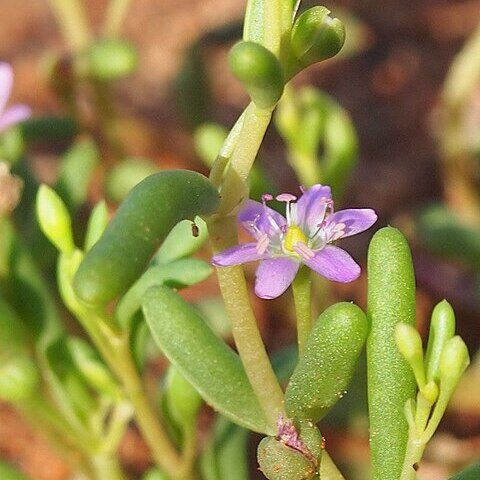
<box><xmin>325</xmin><ymin>208</ymin><xmax>377</xmax><ymax>240</ymax></box>
<box><xmin>238</xmin><ymin>199</ymin><xmax>286</xmax><ymax>238</ymax></box>
<box><xmin>0</xmin><ymin>104</ymin><xmax>31</xmax><ymax>132</ymax></box>
<box><xmin>254</xmin><ymin>257</ymin><xmax>300</xmax><ymax>299</ymax></box>
<box><xmin>0</xmin><ymin>63</ymin><xmax>13</xmax><ymax>114</ymax></box>
<box><xmin>296</xmin><ymin>184</ymin><xmax>332</xmax><ymax>232</ymax></box>
<box><xmin>304</xmin><ymin>245</ymin><xmax>361</xmax><ymax>282</ymax></box>
<box><xmin>212</xmin><ymin>243</ymin><xmax>263</xmax><ymax>266</ymax></box>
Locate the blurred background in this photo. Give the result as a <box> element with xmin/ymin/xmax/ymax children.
<box><xmin>0</xmin><ymin>0</ymin><xmax>479</xmax><ymax>478</ymax></box>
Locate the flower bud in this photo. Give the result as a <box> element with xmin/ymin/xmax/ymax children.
<box><xmin>164</xmin><ymin>366</ymin><xmax>202</xmax><ymax>428</ymax></box>
<box><xmin>421</xmin><ymin>380</ymin><xmax>439</xmax><ymax>405</ymax></box>
<box><xmin>0</xmin><ymin>353</ymin><xmax>40</xmax><ymax>402</ymax></box>
<box><xmin>84</xmin><ymin>39</ymin><xmax>138</xmax><ymax>81</ymax></box>
<box><xmin>439</xmin><ymin>336</ymin><xmax>470</xmax><ymax>388</ymax></box>
<box><xmin>425</xmin><ymin>300</ymin><xmax>456</xmax><ymax>383</ymax></box>
<box><xmin>229</xmin><ymin>41</ymin><xmax>284</xmax><ymax>109</ymax></box>
<box><xmin>257</xmin><ymin>436</ymin><xmax>317</xmax><ymax>480</ymax></box>
<box><xmin>289</xmin><ymin>7</ymin><xmax>345</xmax><ymax>75</ymax></box>
<box><xmin>36</xmin><ymin>184</ymin><xmax>75</xmax><ymax>254</ymax></box>
<box><xmin>395</xmin><ymin>323</ymin><xmax>426</xmax><ymax>389</ymax></box>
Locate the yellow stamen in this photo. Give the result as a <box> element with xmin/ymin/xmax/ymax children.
<box><xmin>284</xmin><ymin>225</ymin><xmax>308</xmax><ymax>252</ymax></box>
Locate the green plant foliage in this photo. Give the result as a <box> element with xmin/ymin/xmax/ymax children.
<box><xmin>142</xmin><ymin>285</ymin><xmax>271</xmax><ymax>434</ymax></box>
<box><xmin>367</xmin><ymin>227</ymin><xmax>417</xmax><ymax>480</ymax></box>
<box><xmin>285</xmin><ymin>302</ymin><xmax>367</xmax><ymax>421</ymax></box>
<box><xmin>73</xmin><ymin>170</ymin><xmax>220</xmax><ymax>305</ymax></box>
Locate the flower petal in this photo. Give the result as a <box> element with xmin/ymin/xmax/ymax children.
<box><xmin>325</xmin><ymin>208</ymin><xmax>377</xmax><ymax>240</ymax></box>
<box><xmin>0</xmin><ymin>105</ymin><xmax>31</xmax><ymax>132</ymax></box>
<box><xmin>238</xmin><ymin>199</ymin><xmax>286</xmax><ymax>238</ymax></box>
<box><xmin>212</xmin><ymin>243</ymin><xmax>263</xmax><ymax>266</ymax></box>
<box><xmin>254</xmin><ymin>257</ymin><xmax>299</xmax><ymax>299</ymax></box>
<box><xmin>0</xmin><ymin>63</ymin><xmax>13</xmax><ymax>114</ymax></box>
<box><xmin>304</xmin><ymin>245</ymin><xmax>360</xmax><ymax>282</ymax></box>
<box><xmin>296</xmin><ymin>184</ymin><xmax>332</xmax><ymax>233</ymax></box>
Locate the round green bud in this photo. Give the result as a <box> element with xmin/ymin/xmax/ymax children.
<box><xmin>0</xmin><ymin>353</ymin><xmax>40</xmax><ymax>402</ymax></box>
<box><xmin>257</xmin><ymin>436</ymin><xmax>317</xmax><ymax>480</ymax></box>
<box><xmin>395</xmin><ymin>323</ymin><xmax>426</xmax><ymax>388</ymax></box>
<box><xmin>36</xmin><ymin>184</ymin><xmax>75</xmax><ymax>254</ymax></box>
<box><xmin>421</xmin><ymin>380</ymin><xmax>439</xmax><ymax>405</ymax></box>
<box><xmin>290</xmin><ymin>7</ymin><xmax>345</xmax><ymax>75</ymax></box>
<box><xmin>229</xmin><ymin>41</ymin><xmax>284</xmax><ymax>109</ymax></box>
<box><xmin>164</xmin><ymin>365</ymin><xmax>202</xmax><ymax>428</ymax></box>
<box><xmin>439</xmin><ymin>336</ymin><xmax>470</xmax><ymax>384</ymax></box>
<box><xmin>85</xmin><ymin>39</ymin><xmax>138</xmax><ymax>81</ymax></box>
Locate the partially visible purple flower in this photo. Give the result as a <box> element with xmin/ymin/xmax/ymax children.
<box><xmin>0</xmin><ymin>63</ymin><xmax>31</xmax><ymax>133</ymax></box>
<box><xmin>212</xmin><ymin>184</ymin><xmax>377</xmax><ymax>299</ymax></box>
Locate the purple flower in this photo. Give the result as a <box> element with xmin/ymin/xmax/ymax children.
<box><xmin>0</xmin><ymin>63</ymin><xmax>31</xmax><ymax>133</ymax></box>
<box><xmin>212</xmin><ymin>184</ymin><xmax>377</xmax><ymax>299</ymax></box>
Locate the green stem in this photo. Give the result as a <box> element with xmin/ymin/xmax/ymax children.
<box><xmin>399</xmin><ymin>430</ymin><xmax>425</xmax><ymax>480</ymax></box>
<box><xmin>89</xmin><ymin>453</ymin><xmax>127</xmax><ymax>480</ymax></box>
<box><xmin>102</xmin><ymin>0</ymin><xmax>132</xmax><ymax>38</ymax></box>
<box><xmin>291</xmin><ymin>266</ymin><xmax>312</xmax><ymax>357</ymax></box>
<box><xmin>109</xmin><ymin>334</ymin><xmax>183</xmax><ymax>478</ymax></box>
<box><xmin>208</xmin><ymin>215</ymin><xmax>285</xmax><ymax>432</ymax></box>
<box><xmin>47</xmin><ymin>0</ymin><xmax>92</xmax><ymax>52</ymax></box>
<box><xmin>320</xmin><ymin>451</ymin><xmax>346</xmax><ymax>480</ymax></box>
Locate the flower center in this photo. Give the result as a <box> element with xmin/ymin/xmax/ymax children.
<box><xmin>283</xmin><ymin>225</ymin><xmax>308</xmax><ymax>252</ymax></box>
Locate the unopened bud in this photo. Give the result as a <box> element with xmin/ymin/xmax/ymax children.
<box><xmin>425</xmin><ymin>300</ymin><xmax>456</xmax><ymax>382</ymax></box>
<box><xmin>84</xmin><ymin>200</ymin><xmax>109</xmax><ymax>251</ymax></box>
<box><xmin>229</xmin><ymin>41</ymin><xmax>284</xmax><ymax>109</ymax></box>
<box><xmin>439</xmin><ymin>336</ymin><xmax>470</xmax><ymax>387</ymax></box>
<box><xmin>289</xmin><ymin>7</ymin><xmax>345</xmax><ymax>76</ymax></box>
<box><xmin>36</xmin><ymin>185</ymin><xmax>75</xmax><ymax>254</ymax></box>
<box><xmin>395</xmin><ymin>323</ymin><xmax>426</xmax><ymax>389</ymax></box>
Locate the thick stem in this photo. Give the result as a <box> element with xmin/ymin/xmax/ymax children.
<box><xmin>110</xmin><ymin>335</ymin><xmax>183</xmax><ymax>478</ymax></box>
<box><xmin>320</xmin><ymin>451</ymin><xmax>346</xmax><ymax>480</ymax></box>
<box><xmin>208</xmin><ymin>215</ymin><xmax>285</xmax><ymax>432</ymax></box>
<box><xmin>399</xmin><ymin>431</ymin><xmax>425</xmax><ymax>480</ymax></box>
<box><xmin>47</xmin><ymin>0</ymin><xmax>92</xmax><ymax>52</ymax></box>
<box><xmin>89</xmin><ymin>453</ymin><xmax>127</xmax><ymax>480</ymax></box>
<box><xmin>291</xmin><ymin>266</ymin><xmax>313</xmax><ymax>357</ymax></box>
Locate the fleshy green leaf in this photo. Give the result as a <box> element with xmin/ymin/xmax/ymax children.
<box><xmin>116</xmin><ymin>258</ymin><xmax>213</xmax><ymax>327</ymax></box>
<box><xmin>155</xmin><ymin>217</ymin><xmax>209</xmax><ymax>265</ymax></box>
<box><xmin>367</xmin><ymin>227</ymin><xmax>417</xmax><ymax>480</ymax></box>
<box><xmin>142</xmin><ymin>285</ymin><xmax>271</xmax><ymax>434</ymax></box>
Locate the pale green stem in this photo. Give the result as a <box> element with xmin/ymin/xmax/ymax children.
<box><xmin>264</xmin><ymin>0</ymin><xmax>282</xmax><ymax>56</ymax></box>
<box><xmin>399</xmin><ymin>428</ymin><xmax>425</xmax><ymax>480</ymax></box>
<box><xmin>46</xmin><ymin>0</ymin><xmax>92</xmax><ymax>52</ymax></box>
<box><xmin>89</xmin><ymin>453</ymin><xmax>127</xmax><ymax>480</ymax></box>
<box><xmin>107</xmin><ymin>334</ymin><xmax>184</xmax><ymax>478</ymax></box>
<box><xmin>320</xmin><ymin>451</ymin><xmax>346</xmax><ymax>480</ymax></box>
<box><xmin>291</xmin><ymin>266</ymin><xmax>312</xmax><ymax>357</ymax></box>
<box><xmin>208</xmin><ymin>215</ymin><xmax>285</xmax><ymax>433</ymax></box>
<box><xmin>102</xmin><ymin>0</ymin><xmax>132</xmax><ymax>38</ymax></box>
